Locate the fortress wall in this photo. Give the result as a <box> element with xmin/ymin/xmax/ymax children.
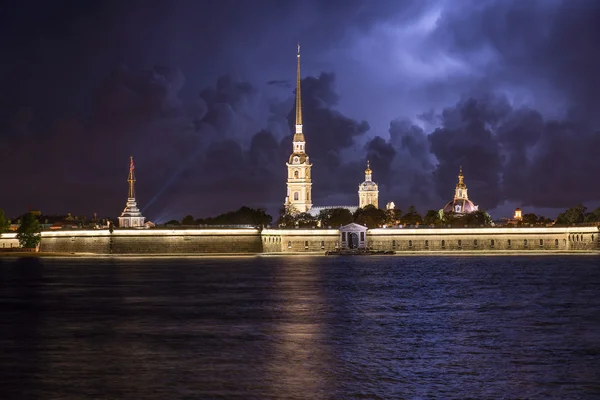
<box><xmin>368</xmin><ymin>227</ymin><xmax>599</xmax><ymax>252</ymax></box>
<box><xmin>1</xmin><ymin>226</ymin><xmax>597</xmax><ymax>254</ymax></box>
<box><xmin>262</xmin><ymin>229</ymin><xmax>339</xmax><ymax>252</ymax></box>
<box><xmin>2</xmin><ymin>229</ymin><xmax>263</xmax><ymax>254</ymax></box>
<box><xmin>41</xmin><ymin>235</ymin><xmax>110</xmax><ymax>253</ymax></box>
<box><xmin>0</xmin><ymin>234</ymin><xmax>20</xmax><ymax>250</ymax></box>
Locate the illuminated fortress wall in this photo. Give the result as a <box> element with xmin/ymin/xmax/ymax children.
<box><xmin>0</xmin><ymin>227</ymin><xmax>597</xmax><ymax>254</ymax></box>
<box><xmin>1</xmin><ymin>229</ymin><xmax>263</xmax><ymax>254</ymax></box>
<box><xmin>261</xmin><ymin>226</ymin><xmax>599</xmax><ymax>253</ymax></box>
<box><xmin>261</xmin><ymin>229</ymin><xmax>339</xmax><ymax>252</ymax></box>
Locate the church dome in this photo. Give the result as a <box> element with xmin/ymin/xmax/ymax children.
<box><xmin>443</xmin><ymin>198</ymin><xmax>478</xmax><ymax>214</ymax></box>
<box><xmin>359</xmin><ymin>180</ymin><xmax>378</xmax><ymax>191</ymax></box>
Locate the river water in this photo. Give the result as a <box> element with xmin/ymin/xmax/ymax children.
<box><xmin>1</xmin><ymin>255</ymin><xmax>599</xmax><ymax>399</ymax></box>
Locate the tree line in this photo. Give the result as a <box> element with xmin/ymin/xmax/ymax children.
<box><xmin>277</xmin><ymin>205</ymin><xmax>494</xmax><ymax>229</ymax></box>
<box><xmin>166</xmin><ymin>206</ymin><xmax>273</xmax><ymax>228</ymax></box>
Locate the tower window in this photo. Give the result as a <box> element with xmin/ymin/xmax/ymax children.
<box><xmin>294</xmin><ymin>170</ymin><xmax>299</xmax><ymax>178</ymax></box>
<box><xmin>293</xmin><ymin>192</ymin><xmax>299</xmax><ymax>201</ymax></box>
<box><xmin>293</xmin><ymin>156</ymin><xmax>299</xmax><ymax>163</ymax></box>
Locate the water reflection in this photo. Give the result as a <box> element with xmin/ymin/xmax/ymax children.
<box><xmin>0</xmin><ymin>256</ymin><xmax>599</xmax><ymax>398</ymax></box>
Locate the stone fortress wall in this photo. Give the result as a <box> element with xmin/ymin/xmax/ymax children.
<box><xmin>0</xmin><ymin>226</ymin><xmax>598</xmax><ymax>254</ymax></box>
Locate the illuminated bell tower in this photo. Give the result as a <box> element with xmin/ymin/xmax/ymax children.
<box><xmin>358</xmin><ymin>160</ymin><xmax>379</xmax><ymax>208</ymax></box>
<box><xmin>285</xmin><ymin>43</ymin><xmax>312</xmax><ymax>213</ymax></box>
<box><xmin>118</xmin><ymin>156</ymin><xmax>146</xmax><ymax>228</ymax></box>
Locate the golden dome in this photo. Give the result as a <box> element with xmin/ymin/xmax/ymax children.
<box><xmin>365</xmin><ymin>160</ymin><xmax>372</xmax><ymax>174</ymax></box>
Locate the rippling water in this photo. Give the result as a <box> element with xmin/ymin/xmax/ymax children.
<box><xmin>1</xmin><ymin>255</ymin><xmax>599</xmax><ymax>399</ymax></box>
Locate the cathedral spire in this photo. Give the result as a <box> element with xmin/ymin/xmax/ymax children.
<box><xmin>127</xmin><ymin>156</ymin><xmax>136</xmax><ymax>199</ymax></box>
<box><xmin>365</xmin><ymin>160</ymin><xmax>372</xmax><ymax>181</ymax></box>
<box><xmin>294</xmin><ymin>43</ymin><xmax>304</xmax><ymax>138</ymax></box>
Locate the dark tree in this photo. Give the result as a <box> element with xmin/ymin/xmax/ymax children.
<box><xmin>296</xmin><ymin>212</ymin><xmax>318</xmax><ymax>228</ymax></box>
<box><xmin>423</xmin><ymin>209</ymin><xmax>442</xmax><ymax>226</ymax></box>
<box><xmin>196</xmin><ymin>206</ymin><xmax>273</xmax><ymax>228</ymax></box>
<box><xmin>0</xmin><ymin>209</ymin><xmax>9</xmax><ymax>233</ymax></box>
<box><xmin>521</xmin><ymin>213</ymin><xmax>539</xmax><ymax>225</ymax></box>
<box><xmin>318</xmin><ymin>208</ymin><xmax>353</xmax><ymax>228</ymax></box>
<box><xmin>584</xmin><ymin>207</ymin><xmax>600</xmax><ymax>223</ymax></box>
<box><xmin>181</xmin><ymin>215</ymin><xmax>196</xmax><ymax>225</ymax></box>
<box><xmin>276</xmin><ymin>207</ymin><xmax>297</xmax><ymax>228</ymax></box>
<box><xmin>166</xmin><ymin>219</ymin><xmax>180</xmax><ymax>226</ymax></box>
<box><xmin>354</xmin><ymin>205</ymin><xmax>386</xmax><ymax>228</ymax></box>
<box><xmin>108</xmin><ymin>221</ymin><xmax>114</xmax><ymax>234</ymax></box>
<box><xmin>16</xmin><ymin>212</ymin><xmax>41</xmax><ymax>249</ymax></box>
<box><xmin>463</xmin><ymin>210</ymin><xmax>493</xmax><ymax>227</ymax></box>
<box><xmin>556</xmin><ymin>204</ymin><xmax>587</xmax><ymax>225</ymax></box>
<box><xmin>401</xmin><ymin>205</ymin><xmax>423</xmax><ymax>226</ymax></box>
<box><xmin>384</xmin><ymin>208</ymin><xmax>402</xmax><ymax>227</ymax></box>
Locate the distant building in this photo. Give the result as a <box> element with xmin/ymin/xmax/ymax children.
<box><xmin>514</xmin><ymin>208</ymin><xmax>523</xmax><ymax>221</ymax></box>
<box><xmin>358</xmin><ymin>161</ymin><xmax>379</xmax><ymax>209</ymax></box>
<box><xmin>442</xmin><ymin>166</ymin><xmax>479</xmax><ymax>215</ymax></box>
<box><xmin>118</xmin><ymin>156</ymin><xmax>145</xmax><ymax>228</ymax></box>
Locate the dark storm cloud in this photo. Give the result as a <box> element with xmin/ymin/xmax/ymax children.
<box><xmin>1</xmin><ymin>0</ymin><xmax>600</xmax><ymax>219</ymax></box>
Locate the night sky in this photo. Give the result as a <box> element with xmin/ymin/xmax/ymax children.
<box><xmin>1</xmin><ymin>0</ymin><xmax>599</xmax><ymax>222</ymax></box>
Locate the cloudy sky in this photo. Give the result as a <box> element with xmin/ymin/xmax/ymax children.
<box><xmin>1</xmin><ymin>0</ymin><xmax>599</xmax><ymax>221</ymax></box>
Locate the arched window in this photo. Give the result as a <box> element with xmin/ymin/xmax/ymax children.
<box><xmin>294</xmin><ymin>170</ymin><xmax>299</xmax><ymax>178</ymax></box>
<box><xmin>491</xmin><ymin>239</ymin><xmax>495</xmax><ymax>247</ymax></box>
<box><xmin>425</xmin><ymin>240</ymin><xmax>429</xmax><ymax>247</ymax></box>
<box><xmin>321</xmin><ymin>241</ymin><xmax>325</xmax><ymax>249</ymax></box>
<box><xmin>293</xmin><ymin>192</ymin><xmax>299</xmax><ymax>201</ymax></box>
<box><xmin>288</xmin><ymin>241</ymin><xmax>292</xmax><ymax>249</ymax></box>
<box><xmin>409</xmin><ymin>240</ymin><xmax>413</xmax><ymax>248</ymax></box>
<box><xmin>555</xmin><ymin>239</ymin><xmax>559</xmax><ymax>246</ymax></box>
<box><xmin>563</xmin><ymin>239</ymin><xmax>567</xmax><ymax>246</ymax></box>
<box><xmin>524</xmin><ymin>239</ymin><xmax>528</xmax><ymax>246</ymax></box>
<box><xmin>441</xmin><ymin>240</ymin><xmax>446</xmax><ymax>248</ymax></box>
<box><xmin>392</xmin><ymin>240</ymin><xmax>396</xmax><ymax>247</ymax></box>
<box><xmin>304</xmin><ymin>240</ymin><xmax>309</xmax><ymax>249</ymax></box>
<box><xmin>474</xmin><ymin>239</ymin><xmax>478</xmax><ymax>246</ymax></box>
<box><xmin>539</xmin><ymin>239</ymin><xmax>544</xmax><ymax>246</ymax></box>
<box><xmin>458</xmin><ymin>239</ymin><xmax>462</xmax><ymax>247</ymax></box>
<box><xmin>508</xmin><ymin>239</ymin><xmax>511</xmax><ymax>247</ymax></box>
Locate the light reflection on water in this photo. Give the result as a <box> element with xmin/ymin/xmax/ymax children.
<box><xmin>0</xmin><ymin>256</ymin><xmax>599</xmax><ymax>399</ymax></box>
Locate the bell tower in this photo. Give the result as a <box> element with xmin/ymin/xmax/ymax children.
<box><xmin>285</xmin><ymin>44</ymin><xmax>312</xmax><ymax>213</ymax></box>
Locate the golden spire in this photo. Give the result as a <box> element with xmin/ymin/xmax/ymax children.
<box><xmin>457</xmin><ymin>165</ymin><xmax>466</xmax><ymax>188</ymax></box>
<box><xmin>127</xmin><ymin>156</ymin><xmax>136</xmax><ymax>198</ymax></box>
<box><xmin>295</xmin><ymin>43</ymin><xmax>302</xmax><ymax>127</ymax></box>
<box><xmin>365</xmin><ymin>160</ymin><xmax>372</xmax><ymax>174</ymax></box>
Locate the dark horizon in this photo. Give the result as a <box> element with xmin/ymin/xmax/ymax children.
<box><xmin>1</xmin><ymin>0</ymin><xmax>599</xmax><ymax>222</ymax></box>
